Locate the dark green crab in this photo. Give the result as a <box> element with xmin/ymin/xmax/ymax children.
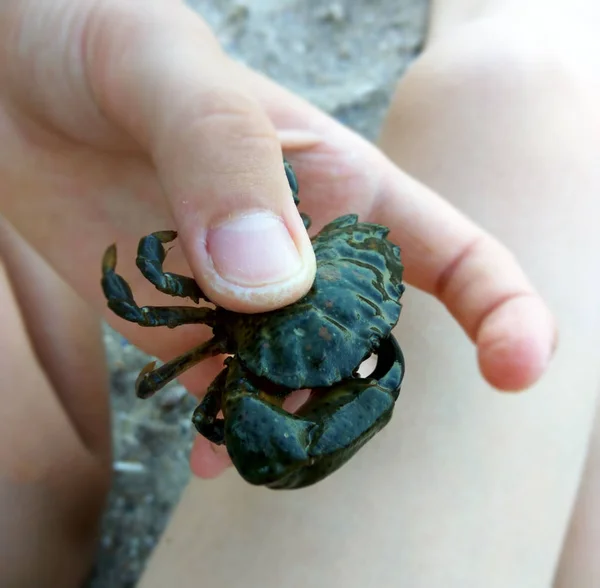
<box><xmin>101</xmin><ymin>160</ymin><xmax>405</xmax><ymax>489</ymax></box>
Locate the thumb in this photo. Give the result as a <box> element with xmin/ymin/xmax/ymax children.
<box><xmin>86</xmin><ymin>0</ymin><xmax>315</xmax><ymax>312</ymax></box>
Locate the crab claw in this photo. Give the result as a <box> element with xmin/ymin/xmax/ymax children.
<box><xmin>221</xmin><ymin>336</ymin><xmax>405</xmax><ymax>489</ymax></box>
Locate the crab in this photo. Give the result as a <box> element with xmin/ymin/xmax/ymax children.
<box><xmin>101</xmin><ymin>160</ymin><xmax>405</xmax><ymax>489</ymax></box>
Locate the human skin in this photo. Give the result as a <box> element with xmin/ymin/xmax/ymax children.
<box><xmin>0</xmin><ymin>0</ymin><xmax>589</xmax><ymax>585</ymax></box>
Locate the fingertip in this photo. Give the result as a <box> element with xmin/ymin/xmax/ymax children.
<box><xmin>478</xmin><ymin>336</ymin><xmax>546</xmax><ymax>392</ymax></box>
<box><xmin>477</xmin><ymin>295</ymin><xmax>557</xmax><ymax>392</ymax></box>
<box><xmin>189</xmin><ymin>435</ymin><xmax>232</xmax><ymax>479</ymax></box>
<box><xmin>190</xmin><ymin>205</ymin><xmax>316</xmax><ymax>313</ymax></box>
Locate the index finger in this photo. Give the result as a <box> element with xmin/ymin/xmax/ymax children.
<box><xmin>241</xmin><ymin>66</ymin><xmax>556</xmax><ymax>392</ymax></box>
<box><xmin>372</xmin><ymin>163</ymin><xmax>556</xmax><ymax>392</ymax></box>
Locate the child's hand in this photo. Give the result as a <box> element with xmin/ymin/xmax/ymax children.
<box><xmin>0</xmin><ymin>0</ymin><xmax>556</xmax><ymax>479</ymax></box>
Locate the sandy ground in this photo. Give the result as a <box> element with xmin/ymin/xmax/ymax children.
<box><xmin>85</xmin><ymin>1</ymin><xmax>429</xmax><ymax>585</ymax></box>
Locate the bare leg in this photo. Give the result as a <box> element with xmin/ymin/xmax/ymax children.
<box><xmin>0</xmin><ymin>220</ymin><xmax>112</xmax><ymax>587</ymax></box>
<box><xmin>138</xmin><ymin>1</ymin><xmax>600</xmax><ymax>587</ymax></box>
<box><xmin>553</xmin><ymin>396</ymin><xmax>600</xmax><ymax>587</ymax></box>
<box><xmin>383</xmin><ymin>2</ymin><xmax>600</xmax><ymax>585</ymax></box>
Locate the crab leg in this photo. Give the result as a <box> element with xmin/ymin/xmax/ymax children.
<box><xmin>135</xmin><ymin>336</ymin><xmax>226</xmax><ymax>399</ymax></box>
<box><xmin>191</xmin><ymin>368</ymin><xmax>228</xmax><ymax>444</ymax></box>
<box><xmin>101</xmin><ymin>245</ymin><xmax>217</xmax><ymax>328</ymax></box>
<box><xmin>136</xmin><ymin>231</ymin><xmax>208</xmax><ymax>303</ymax></box>
<box><xmin>284</xmin><ymin>158</ymin><xmax>311</xmax><ymax>230</ymax></box>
